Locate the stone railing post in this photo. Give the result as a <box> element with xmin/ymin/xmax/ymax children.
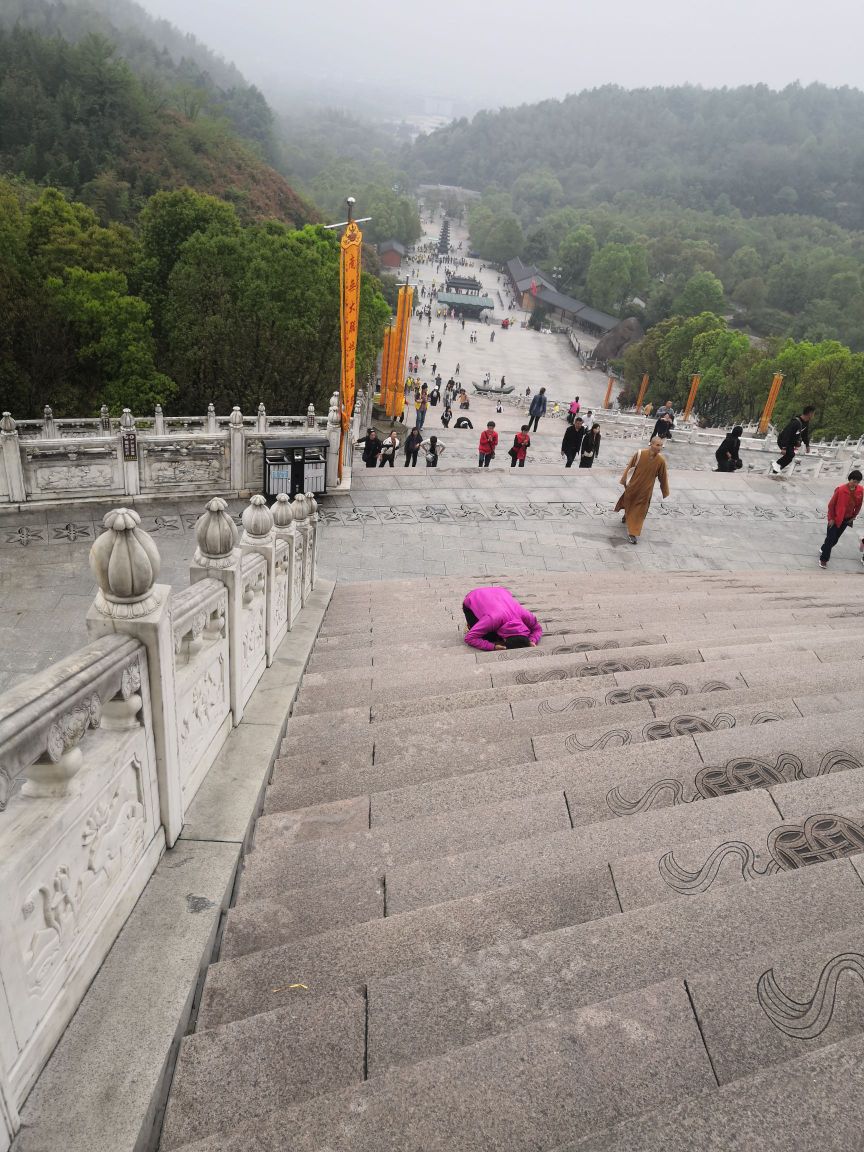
<box><xmin>41</xmin><ymin>405</ymin><xmax>56</xmax><ymax>440</ymax></box>
<box><xmin>85</xmin><ymin>509</ymin><xmax>183</xmax><ymax>846</ymax></box>
<box><xmin>206</xmin><ymin>402</ymin><xmax>217</xmax><ymax>435</ymax></box>
<box><xmin>239</xmin><ymin>494</ymin><xmax>278</xmax><ymax>665</ymax></box>
<box><xmin>100</xmin><ymin>404</ymin><xmax>111</xmax><ymax>433</ymax></box>
<box><xmin>154</xmin><ymin>404</ymin><xmax>165</xmax><ymax>435</ymax></box>
<box><xmin>326</xmin><ymin>391</ymin><xmax>341</xmax><ymax>488</ymax></box>
<box><xmin>272</xmin><ymin>493</ymin><xmax>299</xmax><ymax>629</ymax></box>
<box><xmin>292</xmin><ymin>494</ymin><xmax>311</xmax><ymax>606</ymax></box>
<box><xmin>189</xmin><ymin>498</ymin><xmax>245</xmax><ymax>725</ymax></box>
<box><xmin>257</xmin><ymin>402</ymin><xmax>267</xmax><ymax>433</ymax></box>
<box><xmin>0</xmin><ymin>413</ymin><xmax>26</xmax><ymax>504</ymax></box>
<box><xmin>119</xmin><ymin>409</ymin><xmax>140</xmax><ymax>497</ymax></box>
<box><xmin>0</xmin><ymin>1060</ymin><xmax>18</xmax><ymax>1152</ymax></box>
<box><xmin>309</xmin><ymin>495</ymin><xmax>320</xmax><ymax>588</ymax></box>
<box><xmin>306</xmin><ymin>402</ymin><xmax>316</xmax><ymax>428</ymax></box>
<box><xmin>229</xmin><ymin>406</ymin><xmax>244</xmax><ymax>492</ymax></box>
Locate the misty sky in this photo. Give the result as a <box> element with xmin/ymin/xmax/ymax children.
<box><xmin>138</xmin><ymin>0</ymin><xmax>864</xmax><ymax>113</ymax></box>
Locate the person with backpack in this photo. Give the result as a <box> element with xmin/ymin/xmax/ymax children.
<box><xmin>561</xmin><ymin>417</ymin><xmax>586</xmax><ymax>468</ymax></box>
<box><xmin>772</xmin><ymin>406</ymin><xmax>815</xmax><ymax>474</ymax></box>
<box><xmin>378</xmin><ymin>430</ymin><xmax>399</xmax><ymax>468</ymax></box>
<box><xmin>509</xmin><ymin>426</ymin><xmax>531</xmax><ymax>468</ymax></box>
<box><xmin>579</xmin><ymin>423</ymin><xmax>601</xmax><ymax>468</ymax></box>
<box><xmin>819</xmin><ymin>469</ymin><xmax>863</xmax><ymax>568</ymax></box>
<box><xmin>478</xmin><ymin>421</ymin><xmax>498</xmax><ymax>468</ymax></box>
<box><xmin>421</xmin><ymin>435</ymin><xmax>446</xmax><ymax>467</ymax></box>
<box><xmin>403</xmin><ymin>426</ymin><xmax>423</xmax><ymax>467</ymax></box>
<box><xmin>527</xmin><ymin>387</ymin><xmax>548</xmax><ymax>433</ymax></box>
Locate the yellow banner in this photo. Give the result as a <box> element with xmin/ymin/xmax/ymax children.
<box><xmin>339</xmin><ymin>221</ymin><xmax>363</xmax><ymax>476</ymax></box>
<box><xmin>391</xmin><ymin>284</ymin><xmax>413</xmax><ymax>419</ymax></box>
<box><xmin>381</xmin><ymin>327</ymin><xmax>394</xmax><ymax>417</ymax></box>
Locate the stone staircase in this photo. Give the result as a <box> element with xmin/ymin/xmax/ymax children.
<box><xmin>159</xmin><ymin>570</ymin><xmax>864</xmax><ymax>1151</ymax></box>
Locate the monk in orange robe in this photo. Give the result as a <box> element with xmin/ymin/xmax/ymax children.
<box><xmin>615</xmin><ymin>436</ymin><xmax>670</xmax><ymax>543</ymax></box>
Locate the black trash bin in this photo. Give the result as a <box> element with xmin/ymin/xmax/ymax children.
<box><xmin>264</xmin><ymin>436</ymin><xmax>328</xmax><ymax>502</ymax></box>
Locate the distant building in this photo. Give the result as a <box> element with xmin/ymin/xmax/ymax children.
<box><xmin>378</xmin><ymin>240</ymin><xmax>406</xmax><ymax>270</ymax></box>
<box><xmin>505</xmin><ymin>258</ymin><xmax>556</xmax><ymax>306</ymax></box>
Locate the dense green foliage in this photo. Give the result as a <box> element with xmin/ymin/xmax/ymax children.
<box><xmin>617</xmin><ymin>312</ymin><xmax>864</xmax><ymax>439</ymax></box>
<box><xmin>419</xmin><ymin>87</ymin><xmax>864</xmax><ymax>356</ymax></box>
<box><xmin>1</xmin><ymin>182</ymin><xmax>390</xmax><ymax>417</ymax></box>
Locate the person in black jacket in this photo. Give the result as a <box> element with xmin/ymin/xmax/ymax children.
<box><xmin>772</xmin><ymin>407</ymin><xmax>814</xmax><ymax>474</ymax></box>
<box><xmin>579</xmin><ymin>424</ymin><xmax>601</xmax><ymax>468</ymax></box>
<box><xmin>561</xmin><ymin>418</ymin><xmax>586</xmax><ymax>468</ymax></box>
<box><xmin>357</xmin><ymin>429</ymin><xmax>382</xmax><ymax>467</ymax></box>
<box><xmin>715</xmin><ymin>426</ymin><xmax>744</xmax><ymax>472</ymax></box>
<box><xmin>403</xmin><ymin>427</ymin><xmax>423</xmax><ymax>467</ymax></box>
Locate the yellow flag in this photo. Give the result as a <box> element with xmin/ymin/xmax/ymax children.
<box><xmin>339</xmin><ymin>221</ymin><xmax>363</xmax><ymax>477</ymax></box>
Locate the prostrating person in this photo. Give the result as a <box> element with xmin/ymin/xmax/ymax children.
<box><xmin>615</xmin><ymin>435</ymin><xmax>670</xmax><ymax>543</ymax></box>
<box><xmin>715</xmin><ymin>426</ymin><xmax>744</xmax><ymax>472</ymax></box>
<box><xmin>819</xmin><ymin>469</ymin><xmax>863</xmax><ymax>568</ymax></box>
<box><xmin>462</xmin><ymin>586</ymin><xmax>543</xmax><ymax>651</ymax></box>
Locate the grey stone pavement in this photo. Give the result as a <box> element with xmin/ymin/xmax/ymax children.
<box><xmin>1</xmin><ymin>215</ymin><xmax>861</xmax><ymax>692</ymax></box>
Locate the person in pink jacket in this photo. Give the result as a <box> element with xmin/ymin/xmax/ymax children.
<box><xmin>462</xmin><ymin>586</ymin><xmax>543</xmax><ymax>651</ymax></box>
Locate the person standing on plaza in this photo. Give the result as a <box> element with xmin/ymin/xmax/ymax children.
<box><xmin>561</xmin><ymin>417</ymin><xmax>586</xmax><ymax>467</ymax></box>
<box><xmin>568</xmin><ymin>396</ymin><xmax>581</xmax><ymax>424</ymax></box>
<box><xmin>478</xmin><ymin>421</ymin><xmax>498</xmax><ymax>468</ymax></box>
<box><xmin>441</xmin><ymin>404</ymin><xmax>453</xmax><ymax>428</ymax></box>
<box><xmin>379</xmin><ymin>430</ymin><xmax>399</xmax><ymax>467</ymax></box>
<box><xmin>415</xmin><ymin>385</ymin><xmax>429</xmax><ymax>431</ymax></box>
<box><xmin>403</xmin><ymin>426</ymin><xmax>423</xmax><ymax>467</ymax></box>
<box><xmin>527</xmin><ymin>387</ymin><xmax>548</xmax><ymax>433</ymax></box>
<box><xmin>715</xmin><ymin>426</ymin><xmax>744</xmax><ymax>472</ymax></box>
<box><xmin>615</xmin><ymin>435</ymin><xmax>670</xmax><ymax>543</ymax></box>
<box><xmin>819</xmin><ymin>469</ymin><xmax>863</xmax><ymax>568</ymax></box>
<box><xmin>579</xmin><ymin>423</ymin><xmax>601</xmax><ymax>468</ymax></box>
<box><xmin>772</xmin><ymin>406</ymin><xmax>815</xmax><ymax>474</ymax></box>
<box><xmin>421</xmin><ymin>435</ymin><xmax>446</xmax><ymax>468</ymax></box>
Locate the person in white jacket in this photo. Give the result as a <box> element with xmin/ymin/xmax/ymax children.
<box><xmin>379</xmin><ymin>430</ymin><xmax>400</xmax><ymax>467</ymax></box>
<box><xmin>420</xmin><ymin>436</ymin><xmax>446</xmax><ymax>467</ymax></box>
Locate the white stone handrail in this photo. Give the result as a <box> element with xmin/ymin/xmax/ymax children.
<box><xmin>0</xmin><ymin>491</ymin><xmax>320</xmax><ymax>1134</ymax></box>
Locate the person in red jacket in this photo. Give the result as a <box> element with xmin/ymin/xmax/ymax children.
<box><xmin>478</xmin><ymin>421</ymin><xmax>498</xmax><ymax>468</ymax></box>
<box><xmin>820</xmin><ymin>469</ymin><xmax>863</xmax><ymax>568</ymax></box>
<box><xmin>509</xmin><ymin>425</ymin><xmax>531</xmax><ymax>468</ymax></box>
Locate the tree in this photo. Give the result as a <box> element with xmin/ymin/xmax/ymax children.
<box><xmin>673</xmin><ymin>271</ymin><xmax>725</xmax><ymax>317</ymax></box>
<box><xmin>586</xmin><ymin>244</ymin><xmax>631</xmax><ymax>313</ymax></box>
<box><xmin>557</xmin><ymin>226</ymin><xmax>596</xmax><ymax>295</ymax></box>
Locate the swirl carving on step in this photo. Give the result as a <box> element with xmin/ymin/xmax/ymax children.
<box><xmin>606</xmin><ymin>778</ymin><xmax>698</xmax><ymax>815</ymax></box>
<box><xmin>696</xmin><ymin>752</ymin><xmax>805</xmax><ymax>797</ymax></box>
<box><xmin>659</xmin><ymin>812</ymin><xmax>864</xmax><ymax>895</ymax></box>
<box><xmin>515</xmin><ymin>668</ymin><xmax>570</xmax><ymax>684</ymax></box>
<box><xmin>604</xmin><ymin>682</ymin><xmax>692</xmax><ymax>705</ymax></box>
<box><xmin>642</xmin><ymin>713</ymin><xmax>736</xmax><ymax>740</ymax></box>
<box><xmin>536</xmin><ymin>696</ymin><xmax>596</xmax><ymax>715</ymax></box>
<box><xmin>659</xmin><ymin>841</ymin><xmax>781</xmax><ymax>893</ymax></box>
<box><xmin>758</xmin><ymin>953</ymin><xmax>864</xmax><ymax>1040</ymax></box>
<box><xmin>564</xmin><ymin>729</ymin><xmax>631</xmax><ymax>753</ymax></box>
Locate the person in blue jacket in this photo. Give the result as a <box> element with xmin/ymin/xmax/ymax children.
<box><xmin>527</xmin><ymin>387</ymin><xmax>547</xmax><ymax>433</ymax></box>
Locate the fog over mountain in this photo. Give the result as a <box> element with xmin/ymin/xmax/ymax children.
<box><xmin>137</xmin><ymin>0</ymin><xmax>864</xmax><ymax>113</ymax></box>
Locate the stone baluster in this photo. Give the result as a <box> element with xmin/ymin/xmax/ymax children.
<box><xmin>306</xmin><ymin>402</ymin><xmax>316</xmax><ymax>428</ymax></box>
<box><xmin>0</xmin><ymin>1066</ymin><xmax>18</xmax><ymax>1152</ymax></box>
<box><xmin>240</xmin><ymin>494</ymin><xmax>278</xmax><ymax>665</ymax></box>
<box><xmin>0</xmin><ymin>413</ymin><xmax>26</xmax><ymax>504</ymax></box>
<box><xmin>206</xmin><ymin>402</ymin><xmax>217</xmax><ymax>434</ymax></box>
<box><xmin>100</xmin><ymin>404</ymin><xmax>111</xmax><ymax>433</ymax></box>
<box><xmin>119</xmin><ymin>408</ymin><xmax>140</xmax><ymax>496</ymax></box>
<box><xmin>86</xmin><ymin>509</ymin><xmax>183</xmax><ymax>845</ymax></box>
<box><xmin>42</xmin><ymin>405</ymin><xmax>57</xmax><ymax>440</ymax></box>
<box><xmin>229</xmin><ymin>406</ymin><xmax>245</xmax><ymax>492</ymax></box>
<box><xmin>189</xmin><ymin>497</ymin><xmax>245</xmax><ymax>724</ymax></box>
<box><xmin>154</xmin><ymin>404</ymin><xmax>165</xmax><ymax>435</ymax></box>
<box><xmin>309</xmin><ymin>495</ymin><xmax>320</xmax><ymax>588</ymax></box>
<box><xmin>326</xmin><ymin>391</ymin><xmax>341</xmax><ymax>488</ymax></box>
<box><xmin>293</xmin><ymin>493</ymin><xmax>310</xmax><ymax>606</ymax></box>
<box><xmin>272</xmin><ymin>493</ymin><xmax>298</xmax><ymax>629</ymax></box>
<box><xmin>257</xmin><ymin>402</ymin><xmax>267</xmax><ymax>433</ymax></box>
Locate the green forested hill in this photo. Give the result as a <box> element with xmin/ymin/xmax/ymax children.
<box><xmin>412</xmin><ymin>84</ymin><xmax>864</xmax><ymax>229</ymax></box>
